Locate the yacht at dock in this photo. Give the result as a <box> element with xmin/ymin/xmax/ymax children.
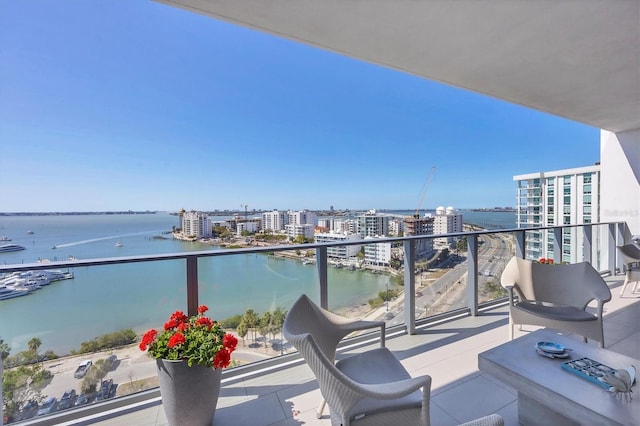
<box><xmin>0</xmin><ymin>243</ymin><xmax>26</xmax><ymax>253</ymax></box>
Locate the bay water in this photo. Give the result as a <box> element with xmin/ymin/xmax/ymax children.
<box><xmin>0</xmin><ymin>213</ymin><xmax>393</xmax><ymax>354</ymax></box>
<box><xmin>0</xmin><ymin>210</ymin><xmax>515</xmax><ymax>354</ymax></box>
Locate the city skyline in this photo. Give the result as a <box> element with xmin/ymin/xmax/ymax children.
<box><xmin>0</xmin><ymin>0</ymin><xmax>600</xmax><ymax>213</ymax></box>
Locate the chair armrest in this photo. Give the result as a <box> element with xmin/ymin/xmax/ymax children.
<box><xmin>336</xmin><ymin>320</ymin><xmax>386</xmax><ymax>347</ymax></box>
<box><xmin>355</xmin><ymin>375</ymin><xmax>431</xmax><ymax>401</ymax></box>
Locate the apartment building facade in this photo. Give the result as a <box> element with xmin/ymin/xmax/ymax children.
<box><xmin>363</xmin><ymin>236</ymin><xmax>392</xmax><ymax>266</ymax></box>
<box><xmin>433</xmin><ymin>206</ymin><xmax>463</xmax><ymax>249</ymax></box>
<box><xmin>262</xmin><ymin>210</ymin><xmax>287</xmax><ymax>232</ymax></box>
<box><xmin>514</xmin><ymin>165</ymin><xmax>601</xmax><ymax>264</ymax></box>
<box><xmin>287</xmin><ymin>210</ymin><xmax>317</xmax><ymax>227</ymax></box>
<box><xmin>181</xmin><ymin>211</ymin><xmax>212</xmax><ymax>239</ymax></box>
<box><xmin>285</xmin><ymin>223</ymin><xmax>315</xmax><ymax>239</ymax></box>
<box><xmin>314</xmin><ymin>231</ymin><xmax>361</xmax><ymax>259</ymax></box>
<box><xmin>356</xmin><ymin>209</ymin><xmax>389</xmax><ymax>238</ymax></box>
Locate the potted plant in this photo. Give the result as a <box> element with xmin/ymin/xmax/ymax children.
<box><xmin>139</xmin><ymin>305</ymin><xmax>238</xmax><ymax>426</ymax></box>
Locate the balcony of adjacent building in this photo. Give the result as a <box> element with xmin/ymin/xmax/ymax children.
<box><xmin>2</xmin><ymin>221</ymin><xmax>637</xmax><ymax>426</ymax></box>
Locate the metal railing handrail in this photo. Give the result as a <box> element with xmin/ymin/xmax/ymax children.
<box><xmin>0</xmin><ymin>220</ymin><xmax>629</xmax><ymax>316</ymax></box>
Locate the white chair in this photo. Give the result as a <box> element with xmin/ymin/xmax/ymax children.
<box><xmin>501</xmin><ymin>257</ymin><xmax>611</xmax><ymax>347</ymax></box>
<box><xmin>617</xmin><ymin>244</ymin><xmax>640</xmax><ymax>296</ymax></box>
<box><xmin>283</xmin><ymin>294</ymin><xmax>504</xmax><ymax>426</ymax></box>
<box><xmin>284</xmin><ymin>294</ymin><xmax>386</xmax><ymax>418</ymax></box>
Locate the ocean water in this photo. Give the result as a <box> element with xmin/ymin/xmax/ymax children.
<box><xmin>0</xmin><ymin>213</ymin><xmax>392</xmax><ymax>354</ymax></box>
<box><xmin>0</xmin><ymin>210</ymin><xmax>515</xmax><ymax>354</ymax></box>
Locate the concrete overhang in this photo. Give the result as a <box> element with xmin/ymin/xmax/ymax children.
<box><xmin>158</xmin><ymin>0</ymin><xmax>640</xmax><ymax>133</ymax></box>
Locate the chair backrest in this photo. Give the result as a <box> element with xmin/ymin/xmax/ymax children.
<box><xmin>501</xmin><ymin>257</ymin><xmax>611</xmax><ymax>307</ymax></box>
<box><xmin>283</xmin><ymin>298</ymin><xmax>364</xmax><ymax>416</ymax></box>
<box><xmin>617</xmin><ymin>244</ymin><xmax>640</xmax><ymax>265</ymax></box>
<box><xmin>282</xmin><ymin>294</ymin><xmax>346</xmax><ymax>361</ymax></box>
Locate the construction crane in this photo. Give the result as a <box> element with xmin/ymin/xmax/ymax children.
<box><xmin>414</xmin><ymin>166</ymin><xmax>436</xmax><ymax>218</ymax></box>
<box><xmin>240</xmin><ymin>204</ymin><xmax>248</xmax><ymax>220</ymax></box>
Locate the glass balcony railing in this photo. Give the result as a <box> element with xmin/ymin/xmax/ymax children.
<box><xmin>0</xmin><ymin>220</ymin><xmax>630</xmax><ymax>424</ymax></box>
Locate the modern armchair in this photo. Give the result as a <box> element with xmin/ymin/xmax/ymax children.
<box><xmin>283</xmin><ymin>294</ymin><xmax>504</xmax><ymax>426</ymax></box>
<box><xmin>284</xmin><ymin>294</ymin><xmax>386</xmax><ymax>418</ymax></box>
<box><xmin>617</xmin><ymin>244</ymin><xmax>640</xmax><ymax>296</ymax></box>
<box><xmin>501</xmin><ymin>257</ymin><xmax>612</xmax><ymax>347</ymax></box>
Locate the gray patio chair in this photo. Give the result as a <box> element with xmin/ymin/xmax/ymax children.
<box><xmin>501</xmin><ymin>257</ymin><xmax>611</xmax><ymax>347</ymax></box>
<box><xmin>283</xmin><ymin>294</ymin><xmax>505</xmax><ymax>426</ymax></box>
<box><xmin>617</xmin><ymin>244</ymin><xmax>640</xmax><ymax>296</ymax></box>
<box><xmin>282</xmin><ymin>294</ymin><xmax>386</xmax><ymax>418</ymax></box>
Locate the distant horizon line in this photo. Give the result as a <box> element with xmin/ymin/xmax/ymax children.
<box><xmin>0</xmin><ymin>207</ymin><xmax>516</xmax><ymax>216</ymax></box>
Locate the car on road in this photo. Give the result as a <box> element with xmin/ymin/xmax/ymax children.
<box><xmin>96</xmin><ymin>378</ymin><xmax>114</xmax><ymax>401</ymax></box>
<box><xmin>57</xmin><ymin>389</ymin><xmax>77</xmax><ymax>411</ymax></box>
<box><xmin>74</xmin><ymin>359</ymin><xmax>92</xmax><ymax>378</ymax></box>
<box><xmin>18</xmin><ymin>400</ymin><xmax>38</xmax><ymax>420</ymax></box>
<box><xmin>36</xmin><ymin>397</ymin><xmax>57</xmax><ymax>416</ymax></box>
<box><xmin>384</xmin><ymin>311</ymin><xmax>395</xmax><ymax>320</ymax></box>
<box><xmin>74</xmin><ymin>393</ymin><xmax>92</xmax><ymax>407</ymax></box>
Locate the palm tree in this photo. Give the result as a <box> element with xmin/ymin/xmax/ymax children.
<box><xmin>0</xmin><ymin>337</ymin><xmax>10</xmax><ymax>360</ymax></box>
<box><xmin>241</xmin><ymin>309</ymin><xmax>260</xmax><ymax>343</ymax></box>
<box><xmin>27</xmin><ymin>338</ymin><xmax>41</xmax><ymax>353</ymax></box>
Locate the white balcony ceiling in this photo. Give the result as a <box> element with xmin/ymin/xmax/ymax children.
<box><xmin>159</xmin><ymin>0</ymin><xmax>639</xmax><ymax>133</ymax></box>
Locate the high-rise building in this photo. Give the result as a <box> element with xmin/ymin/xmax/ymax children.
<box><xmin>262</xmin><ymin>210</ymin><xmax>287</xmax><ymax>232</ymax></box>
<box><xmin>388</xmin><ymin>218</ymin><xmax>404</xmax><ymax>237</ymax></box>
<box><xmin>181</xmin><ymin>211</ymin><xmax>212</xmax><ymax>239</ymax></box>
<box><xmin>403</xmin><ymin>214</ymin><xmax>434</xmax><ymax>258</ymax></box>
<box><xmin>363</xmin><ymin>236</ymin><xmax>392</xmax><ymax>266</ymax></box>
<box><xmin>433</xmin><ymin>206</ymin><xmax>463</xmax><ymax>248</ymax></box>
<box><xmin>356</xmin><ymin>209</ymin><xmax>389</xmax><ymax>238</ymax></box>
<box><xmin>514</xmin><ymin>165</ymin><xmax>600</xmax><ymax>263</ymax></box>
<box><xmin>287</xmin><ymin>210</ymin><xmax>317</xmax><ymax>227</ymax></box>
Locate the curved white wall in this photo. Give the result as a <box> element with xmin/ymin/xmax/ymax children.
<box><xmin>600</xmin><ymin>129</ymin><xmax>640</xmax><ymax>237</ymax></box>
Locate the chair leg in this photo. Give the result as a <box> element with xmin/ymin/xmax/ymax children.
<box><xmin>317</xmin><ymin>397</ymin><xmax>326</xmax><ymax>419</ymax></box>
<box><xmin>509</xmin><ymin>318</ymin><xmax>514</xmax><ymax>340</ymax></box>
<box><xmin>619</xmin><ymin>274</ymin><xmax>631</xmax><ymax>296</ymax></box>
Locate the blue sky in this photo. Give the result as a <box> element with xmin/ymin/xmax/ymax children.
<box><xmin>0</xmin><ymin>0</ymin><xmax>600</xmax><ymax>213</ymax></box>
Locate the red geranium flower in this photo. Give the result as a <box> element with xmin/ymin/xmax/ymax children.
<box><xmin>170</xmin><ymin>310</ymin><xmax>188</xmax><ymax>324</ymax></box>
<box><xmin>223</xmin><ymin>333</ymin><xmax>238</xmax><ymax>351</ymax></box>
<box><xmin>139</xmin><ymin>329</ymin><xmax>157</xmax><ymax>351</ymax></box>
<box><xmin>196</xmin><ymin>317</ymin><xmax>214</xmax><ymax>329</ymax></box>
<box><xmin>164</xmin><ymin>319</ymin><xmax>178</xmax><ymax>330</ymax></box>
<box><xmin>213</xmin><ymin>349</ymin><xmax>231</xmax><ymax>369</ymax></box>
<box><xmin>167</xmin><ymin>332</ymin><xmax>186</xmax><ymax>348</ymax></box>
<box><xmin>140</xmin><ymin>306</ymin><xmax>235</xmax><ymax>369</ymax></box>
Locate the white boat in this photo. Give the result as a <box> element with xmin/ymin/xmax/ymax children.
<box><xmin>0</xmin><ymin>236</ymin><xmax>11</xmax><ymax>241</ymax></box>
<box><xmin>115</xmin><ymin>242</ymin><xmax>123</xmax><ymax>247</ymax></box>
<box><xmin>0</xmin><ymin>286</ymin><xmax>30</xmax><ymax>300</ymax></box>
<box><xmin>0</xmin><ymin>244</ymin><xmax>26</xmax><ymax>253</ymax></box>
<box><xmin>27</xmin><ymin>230</ymin><xmax>34</xmax><ymax>234</ymax></box>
